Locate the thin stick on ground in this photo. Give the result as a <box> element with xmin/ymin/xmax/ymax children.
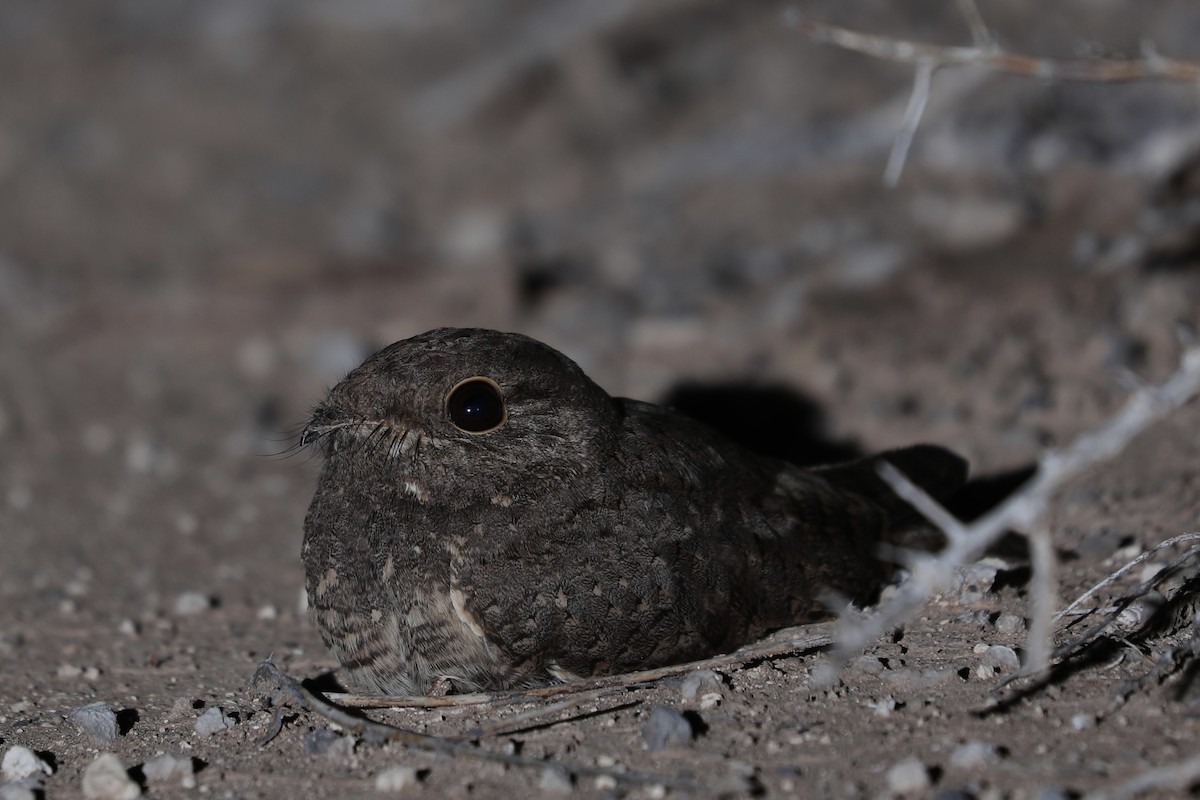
<box><xmin>1055</xmin><ymin>532</ymin><xmax>1200</xmax><ymax>623</ymax></box>
<box><xmin>250</xmin><ymin>658</ymin><xmax>690</xmax><ymax>791</ymax></box>
<box><xmin>329</xmin><ymin>630</ymin><xmax>832</xmax><ymax>709</ymax></box>
<box><xmin>818</xmin><ymin>344</ymin><xmax>1200</xmax><ymax>683</ymax></box>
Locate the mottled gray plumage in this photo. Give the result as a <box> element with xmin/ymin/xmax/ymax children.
<box><xmin>301</xmin><ymin>328</ymin><xmax>967</xmax><ymax>694</ymax></box>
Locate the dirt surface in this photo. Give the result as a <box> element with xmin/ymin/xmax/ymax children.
<box><xmin>4</xmin><ymin>2</ymin><xmax>1200</xmax><ymax>798</ymax></box>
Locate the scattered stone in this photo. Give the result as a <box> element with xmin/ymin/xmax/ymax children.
<box><xmin>881</xmin><ymin>667</ymin><xmax>956</xmax><ymax>690</ymax></box>
<box><xmin>142</xmin><ymin>753</ymin><xmax>195</xmax><ymax>788</ymax></box>
<box><xmin>680</xmin><ymin>669</ymin><xmax>723</xmax><ymax>708</ymax></box>
<box><xmin>193</xmin><ymin>706</ymin><xmax>236</xmax><ymax>737</ymax></box>
<box><xmin>69</xmin><ymin>701</ymin><xmax>120</xmax><ymax>743</ymax></box>
<box><xmin>994</xmin><ymin>613</ymin><xmax>1026</xmax><ymax>635</ymax></box>
<box><xmin>641</xmin><ymin>706</ymin><xmax>694</xmax><ymax>750</ymax></box>
<box><xmin>324</xmin><ymin>735</ymin><xmax>356</xmax><ymax>765</ymax></box>
<box><xmin>1070</xmin><ymin>713</ymin><xmax>1095</xmax><ymax>730</ymax></box>
<box><xmin>374</xmin><ymin>765</ymin><xmax>419</xmax><ymax>792</ymax></box>
<box><xmin>256</xmin><ymin>604</ymin><xmax>279</xmax><ymax>620</ymax></box>
<box><xmin>538</xmin><ymin>765</ymin><xmax>573</xmax><ymax>794</ymax></box>
<box><xmin>886</xmin><ymin>756</ymin><xmax>931</xmax><ymax>796</ymax></box>
<box><xmin>852</xmin><ymin>656</ymin><xmax>887</xmax><ymax>676</ymax></box>
<box><xmin>173</xmin><ymin>592</ymin><xmax>213</xmax><ymax>615</ymax></box>
<box><xmin>118</xmin><ymin>618</ymin><xmax>139</xmax><ymax>637</ymax></box>
<box><xmin>2</xmin><ymin>746</ymin><xmax>52</xmax><ymax>780</ymax></box>
<box><xmin>949</xmin><ymin>563</ymin><xmax>999</xmax><ymax>605</ymax></box>
<box><xmin>981</xmin><ymin>645</ymin><xmax>1021</xmax><ymax>674</ymax></box>
<box><xmin>82</xmin><ymin>753</ymin><xmax>140</xmax><ymax>800</ymax></box>
<box><xmin>0</xmin><ymin>779</ymin><xmax>40</xmax><ymax>800</ymax></box>
<box><xmin>302</xmin><ymin>729</ymin><xmax>343</xmax><ymax>755</ymax></box>
<box><xmin>949</xmin><ymin>740</ymin><xmax>1000</xmax><ymax>771</ymax></box>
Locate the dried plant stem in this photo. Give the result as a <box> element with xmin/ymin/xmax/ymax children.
<box><xmin>330</xmin><ymin>630</ymin><xmax>832</xmax><ymax>709</ymax></box>
<box><xmin>822</xmin><ymin>345</ymin><xmax>1200</xmax><ymax>679</ymax></box>
<box><xmin>788</xmin><ymin>16</ymin><xmax>1200</xmax><ymax>83</ymax></box>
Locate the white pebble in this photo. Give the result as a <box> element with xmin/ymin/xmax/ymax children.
<box><xmin>994</xmin><ymin>613</ymin><xmax>1026</xmax><ymax>634</ymax></box>
<box><xmin>680</xmin><ymin>669</ymin><xmax>723</xmax><ymax>700</ymax></box>
<box><xmin>949</xmin><ymin>740</ymin><xmax>998</xmax><ymax>770</ymax></box>
<box><xmin>982</xmin><ymin>645</ymin><xmax>1021</xmax><ymax>674</ymax></box>
<box><xmin>374</xmin><ymin>765</ymin><xmax>418</xmax><ymax>792</ymax></box>
<box><xmin>193</xmin><ymin>706</ymin><xmax>236</xmax><ymax>737</ymax></box>
<box><xmin>886</xmin><ymin>757</ymin><xmax>930</xmax><ymax>796</ymax></box>
<box><xmin>142</xmin><ymin>753</ymin><xmax>194</xmax><ymax>786</ymax></box>
<box><xmin>0</xmin><ymin>781</ymin><xmax>38</xmax><ymax>800</ymax></box>
<box><xmin>2</xmin><ymin>746</ymin><xmax>52</xmax><ymax>780</ymax></box>
<box><xmin>69</xmin><ymin>702</ymin><xmax>119</xmax><ymax>742</ymax></box>
<box><xmin>82</xmin><ymin>753</ymin><xmax>140</xmax><ymax>800</ymax></box>
<box><xmin>174</xmin><ymin>592</ymin><xmax>212</xmax><ymax>615</ymax></box>
<box><xmin>256</xmin><ymin>605</ymin><xmax>279</xmax><ymax>620</ymax></box>
<box><xmin>1070</xmin><ymin>713</ymin><xmax>1095</xmax><ymax>730</ymax></box>
<box><xmin>538</xmin><ymin>766</ymin><xmax>573</xmax><ymax>794</ymax></box>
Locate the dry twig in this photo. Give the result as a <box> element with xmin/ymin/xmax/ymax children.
<box><xmin>329</xmin><ymin>629</ymin><xmax>832</xmax><ymax>709</ymax></box>
<box><xmin>818</xmin><ymin>343</ymin><xmax>1200</xmax><ymax>682</ymax></box>
<box><xmin>785</xmin><ymin>8</ymin><xmax>1200</xmax><ymax>182</ymax></box>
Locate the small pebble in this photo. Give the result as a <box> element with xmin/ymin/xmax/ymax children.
<box><xmin>256</xmin><ymin>604</ymin><xmax>279</xmax><ymax>620</ymax></box>
<box><xmin>2</xmin><ymin>747</ymin><xmax>53</xmax><ymax>780</ymax></box>
<box><xmin>881</xmin><ymin>667</ymin><xmax>955</xmax><ymax>690</ymax></box>
<box><xmin>538</xmin><ymin>765</ymin><xmax>573</xmax><ymax>794</ymax></box>
<box><xmin>0</xmin><ymin>779</ymin><xmax>40</xmax><ymax>800</ymax></box>
<box><xmin>1070</xmin><ymin>713</ymin><xmax>1095</xmax><ymax>730</ymax></box>
<box><xmin>174</xmin><ymin>592</ymin><xmax>213</xmax><ymax>615</ymax></box>
<box><xmin>994</xmin><ymin>613</ymin><xmax>1026</xmax><ymax>634</ymax></box>
<box><xmin>981</xmin><ymin>645</ymin><xmax>1021</xmax><ymax>674</ymax></box>
<box><xmin>679</xmin><ymin>668</ymin><xmax>721</xmax><ymax>698</ymax></box>
<box><xmin>374</xmin><ymin>765</ymin><xmax>419</xmax><ymax>792</ymax></box>
<box><xmin>641</xmin><ymin>706</ymin><xmax>694</xmax><ymax>750</ymax></box>
<box><xmin>950</xmin><ymin>564</ymin><xmax>998</xmax><ymax>605</ymax></box>
<box><xmin>82</xmin><ymin>753</ymin><xmax>140</xmax><ymax>800</ymax></box>
<box><xmin>949</xmin><ymin>740</ymin><xmax>999</xmax><ymax>771</ymax></box>
<box><xmin>141</xmin><ymin>753</ymin><xmax>195</xmax><ymax>787</ymax></box>
<box><xmin>302</xmin><ymin>730</ymin><xmax>343</xmax><ymax>755</ymax></box>
<box><xmin>69</xmin><ymin>702</ymin><xmax>120</xmax><ymax>743</ymax></box>
<box><xmin>193</xmin><ymin>706</ymin><xmax>236</xmax><ymax>737</ymax></box>
<box><xmin>886</xmin><ymin>757</ymin><xmax>931</xmax><ymax>796</ymax></box>
<box><xmin>853</xmin><ymin>655</ymin><xmax>887</xmax><ymax>676</ymax></box>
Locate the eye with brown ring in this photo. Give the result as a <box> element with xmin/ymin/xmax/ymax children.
<box><xmin>445</xmin><ymin>377</ymin><xmax>508</xmax><ymax>434</ymax></box>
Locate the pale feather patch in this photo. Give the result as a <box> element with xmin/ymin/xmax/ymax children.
<box><xmin>450</xmin><ymin>588</ymin><xmax>487</xmax><ymax>639</ymax></box>
<box><xmin>314</xmin><ymin>567</ymin><xmax>338</xmax><ymax>596</ymax></box>
<box><xmin>547</xmin><ymin>661</ymin><xmax>582</xmax><ymax>683</ymax></box>
<box><xmin>403</xmin><ymin>480</ymin><xmax>430</xmax><ymax>503</ymax></box>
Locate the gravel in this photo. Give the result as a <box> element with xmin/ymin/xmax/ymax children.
<box><xmin>193</xmin><ymin>706</ymin><xmax>237</xmax><ymax>737</ymax></box>
<box><xmin>81</xmin><ymin>753</ymin><xmax>140</xmax><ymax>800</ymax></box>
<box><xmin>68</xmin><ymin>702</ymin><xmax>120</xmax><ymax>743</ymax></box>
<box><xmin>374</xmin><ymin>765</ymin><xmax>419</xmax><ymax>792</ymax></box>
<box><xmin>1</xmin><ymin>747</ymin><xmax>52</xmax><ymax>780</ymax></box>
<box><xmin>886</xmin><ymin>756</ymin><xmax>932</xmax><ymax>796</ymax></box>
<box><xmin>641</xmin><ymin>706</ymin><xmax>695</xmax><ymax>750</ymax></box>
<box><xmin>141</xmin><ymin>753</ymin><xmax>195</xmax><ymax>787</ymax></box>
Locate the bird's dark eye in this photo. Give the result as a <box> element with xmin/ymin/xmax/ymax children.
<box><xmin>446</xmin><ymin>377</ymin><xmax>507</xmax><ymax>434</ymax></box>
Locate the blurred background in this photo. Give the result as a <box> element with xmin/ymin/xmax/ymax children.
<box><xmin>3</xmin><ymin>0</ymin><xmax>1200</xmax><ymax>620</ymax></box>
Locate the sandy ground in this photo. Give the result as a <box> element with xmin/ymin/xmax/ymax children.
<box><xmin>3</xmin><ymin>2</ymin><xmax>1200</xmax><ymax>798</ymax></box>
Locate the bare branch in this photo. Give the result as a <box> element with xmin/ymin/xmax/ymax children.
<box><xmin>1055</xmin><ymin>532</ymin><xmax>1200</xmax><ymax>623</ymax></box>
<box><xmin>787</xmin><ymin>16</ymin><xmax>1200</xmax><ymax>82</ymax></box>
<box><xmin>821</xmin><ymin>344</ymin><xmax>1200</xmax><ymax>678</ymax></box>
<box><xmin>954</xmin><ymin>0</ymin><xmax>998</xmax><ymax>50</ymax></box>
<box><xmin>883</xmin><ymin>59</ymin><xmax>935</xmax><ymax>187</ymax></box>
